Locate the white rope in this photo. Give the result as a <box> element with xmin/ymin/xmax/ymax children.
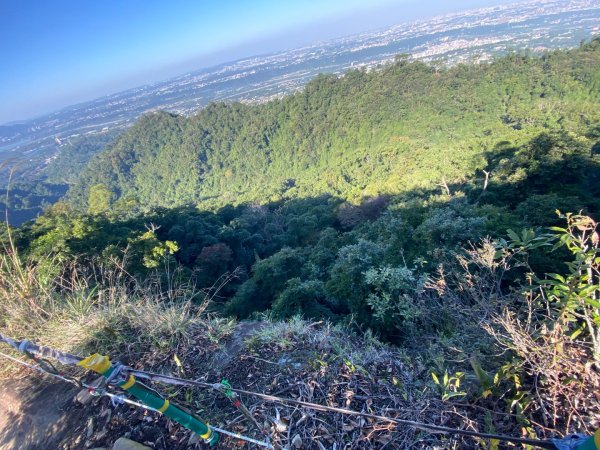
<box><xmin>98</xmin><ymin>390</ymin><xmax>274</xmax><ymax>448</ymax></box>
<box><xmin>0</xmin><ymin>350</ymin><xmax>78</xmax><ymax>386</ymax></box>
<box><xmin>211</xmin><ymin>425</ymin><xmax>274</xmax><ymax>449</ymax></box>
<box><xmin>0</xmin><ymin>351</ymin><xmax>274</xmax><ymax>449</ymax></box>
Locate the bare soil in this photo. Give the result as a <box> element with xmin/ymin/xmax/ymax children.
<box><xmin>0</xmin><ymin>377</ymin><xmax>87</xmax><ymax>450</ymax></box>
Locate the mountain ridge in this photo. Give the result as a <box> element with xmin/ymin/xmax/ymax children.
<box><xmin>1</xmin><ymin>0</ymin><xmax>598</xmax><ymax>187</ymax></box>
<box><xmin>65</xmin><ymin>41</ymin><xmax>600</xmax><ymax>214</ymax></box>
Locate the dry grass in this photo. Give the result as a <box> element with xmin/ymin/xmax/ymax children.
<box><xmin>426</xmin><ymin>235</ymin><xmax>600</xmax><ymax>438</ymax></box>
<box><xmin>0</xmin><ymin>239</ymin><xmax>230</xmax><ymax>368</ymax></box>
<box><xmin>250</xmin><ymin>314</ymin><xmax>400</xmax><ymax>368</ymax></box>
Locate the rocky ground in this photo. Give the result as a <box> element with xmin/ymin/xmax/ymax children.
<box><xmin>0</xmin><ymin>320</ymin><xmax>485</xmax><ymax>449</ymax></box>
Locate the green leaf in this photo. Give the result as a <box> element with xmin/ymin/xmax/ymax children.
<box><xmin>550</xmin><ymin>227</ymin><xmax>566</xmax><ymax>233</ymax></box>
<box><xmin>569</xmin><ymin>327</ymin><xmax>583</xmax><ymax>341</ymax></box>
<box><xmin>173</xmin><ymin>354</ymin><xmax>184</xmax><ymax>375</ymax></box>
<box><xmin>583</xmin><ymin>298</ymin><xmax>600</xmax><ymax>309</ymax></box>
<box><xmin>442</xmin><ymin>391</ymin><xmax>466</xmax><ymax>401</ymax></box>
<box><xmin>507</xmin><ymin>229</ymin><xmax>520</xmax><ymax>243</ymax></box>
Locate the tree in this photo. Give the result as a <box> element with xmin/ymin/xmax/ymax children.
<box><xmin>195</xmin><ymin>243</ymin><xmax>233</xmax><ymax>286</ymax></box>
<box><xmin>326</xmin><ymin>239</ymin><xmax>385</xmax><ymax>321</ymax></box>
<box><xmin>272</xmin><ymin>278</ymin><xmax>333</xmax><ymax>319</ymax></box>
<box><xmin>87</xmin><ymin>184</ymin><xmax>114</xmax><ymax>215</ymax></box>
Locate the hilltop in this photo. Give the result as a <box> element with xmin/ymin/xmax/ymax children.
<box><xmin>65</xmin><ymin>40</ymin><xmax>600</xmax><ymax>212</ymax></box>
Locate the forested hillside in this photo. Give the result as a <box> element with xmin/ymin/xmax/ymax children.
<box><xmin>9</xmin><ymin>38</ymin><xmax>600</xmax><ymax>328</ymax></box>
<box><xmin>67</xmin><ymin>40</ymin><xmax>600</xmax><ymax>212</ymax></box>
<box><xmin>2</xmin><ymin>40</ymin><xmax>600</xmax><ymax>446</ymax></box>
<box><xmin>0</xmin><ymin>131</ymin><xmax>117</xmax><ymax>226</ymax></box>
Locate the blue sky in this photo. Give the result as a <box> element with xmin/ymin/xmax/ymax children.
<box><xmin>0</xmin><ymin>0</ymin><xmax>511</xmax><ymax>124</ymax></box>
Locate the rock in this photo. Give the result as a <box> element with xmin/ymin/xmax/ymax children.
<box><xmin>291</xmin><ymin>434</ymin><xmax>302</xmax><ymax>449</ymax></box>
<box><xmin>187</xmin><ymin>433</ymin><xmax>201</xmax><ymax>446</ymax></box>
<box><xmin>86</xmin><ymin>417</ymin><xmax>95</xmax><ymax>439</ymax></box>
<box><xmin>74</xmin><ymin>390</ymin><xmax>94</xmax><ymax>406</ymax></box>
<box><xmin>112</xmin><ymin>437</ymin><xmax>152</xmax><ymax>450</ymax></box>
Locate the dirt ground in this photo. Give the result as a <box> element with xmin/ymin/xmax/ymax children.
<box><xmin>0</xmin><ymin>321</ymin><xmax>462</xmax><ymax>449</ymax></box>
<box><xmin>0</xmin><ymin>321</ymin><xmax>267</xmax><ymax>450</ymax></box>
<box><xmin>0</xmin><ymin>377</ymin><xmax>88</xmax><ymax>450</ymax></box>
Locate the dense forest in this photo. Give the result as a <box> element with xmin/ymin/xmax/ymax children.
<box><xmin>13</xmin><ymin>39</ymin><xmax>599</xmax><ymax>322</ymax></box>
<box><xmin>64</xmin><ymin>41</ymin><xmax>600</xmax><ymax>212</ymax></box>
<box><xmin>2</xmin><ymin>39</ymin><xmax>600</xmax><ymax>444</ymax></box>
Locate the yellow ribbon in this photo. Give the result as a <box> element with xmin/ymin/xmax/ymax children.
<box><xmin>78</xmin><ymin>354</ymin><xmax>111</xmax><ymax>374</ymax></box>
<box><xmin>200</xmin><ymin>425</ymin><xmax>212</xmax><ymax>440</ymax></box>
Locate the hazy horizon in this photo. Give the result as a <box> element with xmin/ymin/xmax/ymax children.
<box><xmin>0</xmin><ymin>0</ymin><xmax>517</xmax><ymax>125</ymax></box>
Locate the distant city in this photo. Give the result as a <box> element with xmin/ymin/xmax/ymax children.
<box><xmin>1</xmin><ymin>0</ymin><xmax>598</xmax><ymax>181</ymax></box>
